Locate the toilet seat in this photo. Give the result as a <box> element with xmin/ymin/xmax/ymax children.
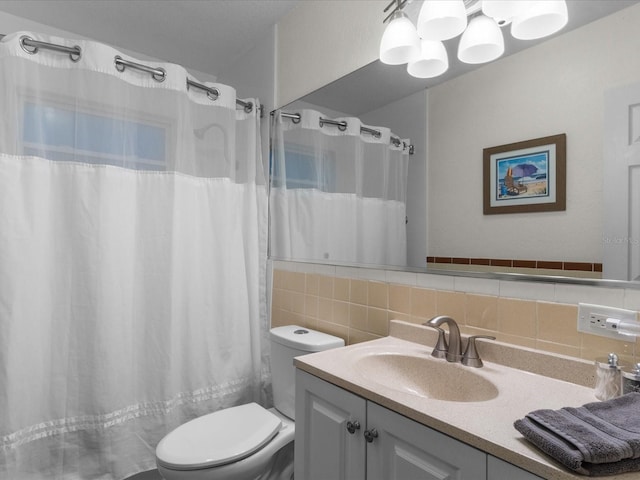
<box><xmin>156</xmin><ymin>403</ymin><xmax>282</xmax><ymax>471</ymax></box>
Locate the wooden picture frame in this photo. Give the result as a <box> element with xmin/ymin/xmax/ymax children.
<box><xmin>483</xmin><ymin>133</ymin><xmax>566</xmax><ymax>215</ymax></box>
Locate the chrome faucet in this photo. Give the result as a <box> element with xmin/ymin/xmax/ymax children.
<box><xmin>424</xmin><ymin>315</ymin><xmax>462</xmax><ymax>363</ymax></box>
<box><xmin>423</xmin><ymin>316</ymin><xmax>496</xmax><ymax>367</ymax></box>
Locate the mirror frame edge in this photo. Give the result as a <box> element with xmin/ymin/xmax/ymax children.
<box><xmin>269</xmin><ymin>256</ymin><xmax>640</xmax><ymax>290</ymax></box>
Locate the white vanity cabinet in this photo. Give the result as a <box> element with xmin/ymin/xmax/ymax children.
<box><xmin>295</xmin><ymin>369</ymin><xmax>487</xmax><ymax>480</ymax></box>
<box><xmin>294</xmin><ymin>369</ymin><xmax>367</xmax><ymax>480</ymax></box>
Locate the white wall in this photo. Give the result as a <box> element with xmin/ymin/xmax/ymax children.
<box><xmin>0</xmin><ymin>10</ymin><xmax>79</xmax><ymax>39</ymax></box>
<box><xmin>218</xmin><ymin>27</ymin><xmax>277</xmax><ymax>180</ymax></box>
<box><xmin>275</xmin><ymin>1</ymin><xmax>385</xmax><ymax>108</ymax></box>
<box><xmin>428</xmin><ymin>3</ymin><xmax>640</xmax><ymax>264</ymax></box>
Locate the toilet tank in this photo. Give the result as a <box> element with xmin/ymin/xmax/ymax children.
<box><xmin>270</xmin><ymin>325</ymin><xmax>344</xmax><ymax>420</ymax></box>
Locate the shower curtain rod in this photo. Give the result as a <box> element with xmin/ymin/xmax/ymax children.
<box><xmin>276</xmin><ymin>110</ymin><xmax>415</xmax><ymax>154</ymax></box>
<box><xmin>0</xmin><ymin>33</ymin><xmax>257</xmax><ymax>113</ymax></box>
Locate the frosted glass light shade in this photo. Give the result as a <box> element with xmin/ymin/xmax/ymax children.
<box><xmin>511</xmin><ymin>0</ymin><xmax>568</xmax><ymax>40</ymax></box>
<box><xmin>457</xmin><ymin>15</ymin><xmax>504</xmax><ymax>64</ymax></box>
<box><xmin>417</xmin><ymin>0</ymin><xmax>467</xmax><ymax>41</ymax></box>
<box><xmin>379</xmin><ymin>10</ymin><xmax>421</xmax><ymax>65</ymax></box>
<box><xmin>482</xmin><ymin>0</ymin><xmax>533</xmax><ymax>24</ymax></box>
<box><xmin>407</xmin><ymin>40</ymin><xmax>448</xmax><ymax>78</ymax></box>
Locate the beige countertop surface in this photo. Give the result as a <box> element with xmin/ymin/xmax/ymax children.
<box><xmin>294</xmin><ymin>321</ymin><xmax>639</xmax><ymax>480</ymax></box>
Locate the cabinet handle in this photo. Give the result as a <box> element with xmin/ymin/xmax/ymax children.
<box><xmin>364</xmin><ymin>428</ymin><xmax>378</xmax><ymax>443</ymax></box>
<box><xmin>346</xmin><ymin>420</ymin><xmax>361</xmax><ymax>434</ymax></box>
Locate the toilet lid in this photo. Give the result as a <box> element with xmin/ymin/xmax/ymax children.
<box><xmin>156</xmin><ymin>403</ymin><xmax>282</xmax><ymax>470</ymax></box>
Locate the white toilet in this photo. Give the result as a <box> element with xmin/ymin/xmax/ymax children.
<box><xmin>155</xmin><ymin>325</ymin><xmax>344</xmax><ymax>480</ymax></box>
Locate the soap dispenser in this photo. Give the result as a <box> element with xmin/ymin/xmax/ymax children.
<box><xmin>594</xmin><ymin>353</ymin><xmax>623</xmax><ymax>401</ymax></box>
<box><xmin>621</xmin><ymin>362</ymin><xmax>640</xmax><ymax>395</ymax></box>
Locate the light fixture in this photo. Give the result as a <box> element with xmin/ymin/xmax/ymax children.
<box><xmin>511</xmin><ymin>0</ymin><xmax>569</xmax><ymax>40</ymax></box>
<box><xmin>417</xmin><ymin>0</ymin><xmax>467</xmax><ymax>41</ymax></box>
<box><xmin>379</xmin><ymin>0</ymin><xmax>569</xmax><ymax>79</ymax></box>
<box><xmin>407</xmin><ymin>39</ymin><xmax>448</xmax><ymax>78</ymax></box>
<box><xmin>457</xmin><ymin>15</ymin><xmax>504</xmax><ymax>64</ymax></box>
<box><xmin>379</xmin><ymin>9</ymin><xmax>421</xmax><ymax>65</ymax></box>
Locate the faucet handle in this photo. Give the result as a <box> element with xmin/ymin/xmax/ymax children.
<box><xmin>422</xmin><ymin>323</ymin><xmax>448</xmax><ymax>359</ymax></box>
<box><xmin>461</xmin><ymin>335</ymin><xmax>496</xmax><ymax>368</ymax></box>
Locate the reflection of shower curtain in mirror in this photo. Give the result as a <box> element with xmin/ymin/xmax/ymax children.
<box><xmin>0</xmin><ymin>32</ymin><xmax>268</xmax><ymax>479</ymax></box>
<box><xmin>270</xmin><ymin>109</ymin><xmax>409</xmax><ymax>266</ymax></box>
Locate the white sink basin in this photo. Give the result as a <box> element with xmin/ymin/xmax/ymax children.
<box><xmin>353</xmin><ymin>351</ymin><xmax>499</xmax><ymax>402</ymax></box>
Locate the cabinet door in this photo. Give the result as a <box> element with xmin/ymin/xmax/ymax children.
<box><xmin>366</xmin><ymin>402</ymin><xmax>487</xmax><ymax>480</ymax></box>
<box><xmin>487</xmin><ymin>456</ymin><xmax>543</xmax><ymax>480</ymax></box>
<box><xmin>295</xmin><ymin>370</ymin><xmax>367</xmax><ymax>480</ymax></box>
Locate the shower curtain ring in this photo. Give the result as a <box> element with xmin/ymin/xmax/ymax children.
<box><xmin>152</xmin><ymin>68</ymin><xmax>167</xmax><ymax>82</ymax></box>
<box><xmin>19</xmin><ymin>35</ymin><xmax>82</xmax><ymax>62</ymax></box>
<box><xmin>19</xmin><ymin>35</ymin><xmax>38</xmax><ymax>54</ymax></box>
<box><xmin>114</xmin><ymin>56</ymin><xmax>126</xmax><ymax>72</ymax></box>
<box><xmin>319</xmin><ymin>118</ymin><xmax>348</xmax><ymax>131</ymax></box>
<box><xmin>114</xmin><ymin>55</ymin><xmax>166</xmax><ymax>82</ymax></box>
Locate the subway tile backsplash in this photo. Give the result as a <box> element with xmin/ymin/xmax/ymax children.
<box><xmin>270</xmin><ymin>261</ymin><xmax>640</xmax><ymax>363</ymax></box>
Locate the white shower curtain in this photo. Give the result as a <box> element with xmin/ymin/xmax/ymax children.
<box><xmin>0</xmin><ymin>32</ymin><xmax>268</xmax><ymax>479</ymax></box>
<box><xmin>270</xmin><ymin>109</ymin><xmax>409</xmax><ymax>266</ymax></box>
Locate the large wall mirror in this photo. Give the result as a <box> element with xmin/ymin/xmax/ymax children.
<box><xmin>270</xmin><ymin>0</ymin><xmax>640</xmax><ymax>288</ymax></box>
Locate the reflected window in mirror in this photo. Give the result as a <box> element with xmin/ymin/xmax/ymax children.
<box><xmin>271</xmin><ymin>142</ymin><xmax>336</xmax><ymax>191</ymax></box>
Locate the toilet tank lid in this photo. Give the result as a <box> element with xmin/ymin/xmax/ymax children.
<box><xmin>270</xmin><ymin>325</ymin><xmax>345</xmax><ymax>352</ymax></box>
<box><xmin>155</xmin><ymin>403</ymin><xmax>281</xmax><ymax>470</ymax></box>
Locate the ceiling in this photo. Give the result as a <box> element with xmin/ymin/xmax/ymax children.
<box><xmin>0</xmin><ymin>0</ymin><xmax>299</xmax><ymax>78</ymax></box>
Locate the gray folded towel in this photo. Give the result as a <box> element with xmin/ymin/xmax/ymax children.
<box><xmin>514</xmin><ymin>392</ymin><xmax>640</xmax><ymax>476</ymax></box>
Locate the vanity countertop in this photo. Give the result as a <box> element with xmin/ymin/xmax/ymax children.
<box><xmin>293</xmin><ymin>321</ymin><xmax>638</xmax><ymax>480</ymax></box>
